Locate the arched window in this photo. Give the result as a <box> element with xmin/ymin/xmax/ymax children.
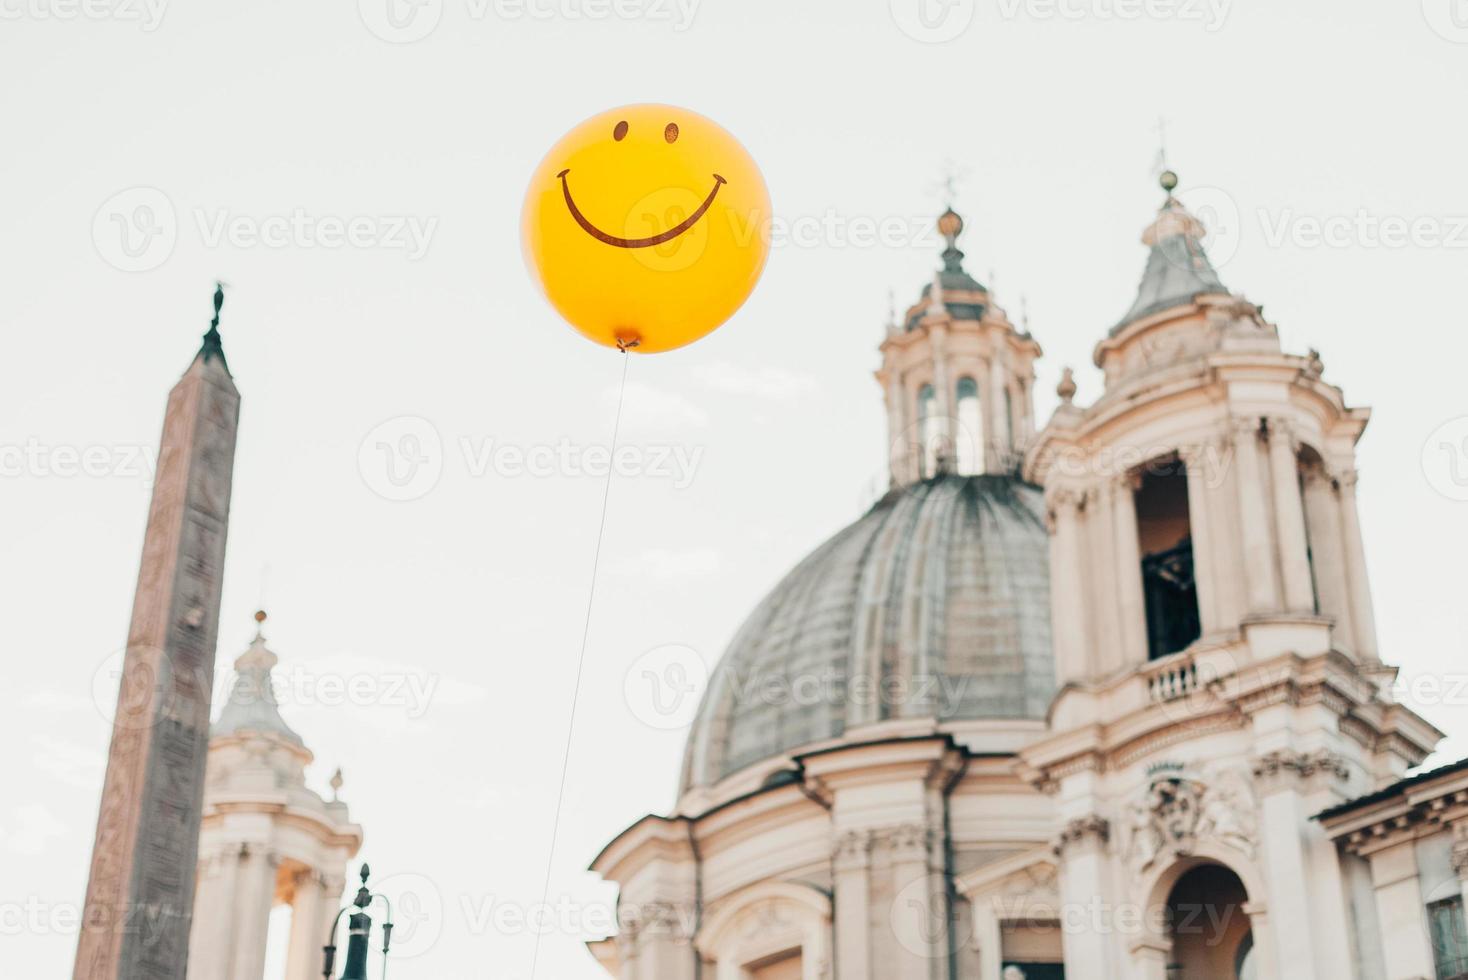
<box><xmin>918</xmin><ymin>384</ymin><xmax>939</xmax><ymax>478</ymax></box>
<box><xmin>955</xmin><ymin>377</ymin><xmax>983</xmax><ymax>475</ymax></box>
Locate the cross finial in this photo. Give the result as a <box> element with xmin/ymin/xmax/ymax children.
<box><xmin>1154</xmin><ymin>115</ymin><xmax>1169</xmax><ymax>173</ymax></box>
<box><xmin>926</xmin><ymin>160</ymin><xmax>970</xmax><ymax>210</ymax></box>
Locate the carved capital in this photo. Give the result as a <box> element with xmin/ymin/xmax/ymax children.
<box><xmin>1053</xmin><ymin>815</ymin><xmax>1110</xmax><ymax>858</ymax></box>
<box><xmin>1251</xmin><ymin>749</ymin><xmax>1349</xmax><ymax>790</ymax></box>
<box><xmin>833</xmin><ymin>830</ymin><xmax>873</xmax><ymax>872</ymax></box>
<box><xmin>1229</xmin><ymin>415</ymin><xmax>1263</xmax><ymax>443</ymax></box>
<box><xmin>1264</xmin><ymin>416</ymin><xmax>1297</xmax><ymax>448</ymax></box>
<box><xmin>1453</xmin><ymin>844</ymin><xmax>1468</xmax><ymax>882</ymax></box>
<box><xmin>1045</xmin><ymin>488</ymin><xmax>1084</xmax><ymax>530</ymax></box>
<box><xmin>1111</xmin><ymin>469</ymin><xmax>1143</xmax><ymax>494</ymax></box>
<box><xmin>875</xmin><ymin>823</ymin><xmax>932</xmax><ymax>861</ymax></box>
<box><xmin>621</xmin><ymin>901</ymin><xmax>694</xmax><ymax>945</ymax></box>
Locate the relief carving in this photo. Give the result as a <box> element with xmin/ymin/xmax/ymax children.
<box><xmin>1122</xmin><ymin>763</ymin><xmax>1256</xmax><ymax>872</ymax></box>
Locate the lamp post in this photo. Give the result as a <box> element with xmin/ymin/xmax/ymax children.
<box><xmin>322</xmin><ymin>864</ymin><xmax>395</xmax><ymax>980</ymax></box>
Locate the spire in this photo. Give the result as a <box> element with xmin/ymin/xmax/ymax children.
<box><xmin>212</xmin><ymin>610</ymin><xmax>304</xmax><ymax>746</ymax></box>
<box><xmin>1114</xmin><ymin>170</ymin><xmax>1228</xmax><ymax>332</ymax></box>
<box><xmin>196</xmin><ymin>281</ymin><xmax>231</xmax><ymax>374</ymax></box>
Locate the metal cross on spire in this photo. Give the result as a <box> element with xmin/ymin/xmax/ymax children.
<box><xmin>927</xmin><ymin>159</ymin><xmax>971</xmax><ymax>210</ymax></box>
<box><xmin>1153</xmin><ymin>116</ymin><xmax>1170</xmax><ymax>175</ymax></box>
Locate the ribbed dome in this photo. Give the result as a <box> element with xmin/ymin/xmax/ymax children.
<box><xmin>681</xmin><ymin>475</ymin><xmax>1055</xmax><ymax>792</ymax></box>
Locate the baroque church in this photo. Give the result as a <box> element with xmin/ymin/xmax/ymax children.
<box><xmin>586</xmin><ymin>175</ymin><xmax>1468</xmax><ymax>980</ymax></box>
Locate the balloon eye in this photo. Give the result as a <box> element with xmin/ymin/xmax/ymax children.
<box><xmin>664</xmin><ymin>123</ymin><xmax>679</xmax><ymax>144</ymax></box>
<box><xmin>613</xmin><ymin>121</ymin><xmax>629</xmax><ymax>141</ymax></box>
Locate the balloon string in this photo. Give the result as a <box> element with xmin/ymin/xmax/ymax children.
<box><xmin>529</xmin><ymin>349</ymin><xmax>631</xmax><ymax>980</ymax></box>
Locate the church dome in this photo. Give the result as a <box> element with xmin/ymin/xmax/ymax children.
<box><xmin>681</xmin><ymin>474</ymin><xmax>1055</xmax><ymax>792</ymax></box>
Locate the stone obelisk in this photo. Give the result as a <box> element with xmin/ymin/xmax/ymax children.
<box><xmin>74</xmin><ymin>286</ymin><xmax>241</xmax><ymax>980</ymax></box>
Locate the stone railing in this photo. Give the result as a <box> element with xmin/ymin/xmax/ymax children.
<box><xmin>1144</xmin><ymin>653</ymin><xmax>1199</xmax><ymax>703</ymax></box>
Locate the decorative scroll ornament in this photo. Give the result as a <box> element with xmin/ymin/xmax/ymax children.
<box><xmin>1123</xmin><ymin>763</ymin><xmax>1256</xmax><ymax>872</ymax></box>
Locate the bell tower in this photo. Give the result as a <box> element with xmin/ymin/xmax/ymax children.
<box><xmin>877</xmin><ymin>207</ymin><xmax>1042</xmax><ymax>485</ymax></box>
<box><xmin>1027</xmin><ymin>170</ymin><xmax>1392</xmax><ymax>687</ymax></box>
<box><xmin>1021</xmin><ymin>172</ymin><xmax>1441</xmax><ymax>980</ymax></box>
<box><xmin>185</xmin><ymin>612</ymin><xmax>363</xmax><ymax>980</ymax></box>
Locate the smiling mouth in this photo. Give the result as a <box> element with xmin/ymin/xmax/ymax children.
<box><xmin>557</xmin><ymin>169</ymin><xmax>727</xmax><ymax>248</ymax></box>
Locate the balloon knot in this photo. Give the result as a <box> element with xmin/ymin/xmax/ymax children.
<box><xmin>616</xmin><ymin>338</ymin><xmax>640</xmax><ymax>353</ymax></box>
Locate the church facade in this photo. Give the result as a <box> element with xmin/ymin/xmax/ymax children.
<box><xmin>588</xmin><ymin>175</ymin><xmax>1465</xmax><ymax>980</ymax></box>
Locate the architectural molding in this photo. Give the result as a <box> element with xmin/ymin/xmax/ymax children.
<box><xmin>1052</xmin><ymin>816</ymin><xmax>1110</xmax><ymax>857</ymax></box>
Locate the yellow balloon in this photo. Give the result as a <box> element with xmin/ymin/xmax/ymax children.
<box><xmin>522</xmin><ymin>104</ymin><xmax>771</xmax><ymax>354</ymax></box>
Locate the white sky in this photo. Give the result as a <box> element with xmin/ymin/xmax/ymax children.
<box><xmin>4</xmin><ymin>1</ymin><xmax>1468</xmax><ymax>977</ymax></box>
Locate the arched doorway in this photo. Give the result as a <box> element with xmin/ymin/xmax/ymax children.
<box><xmin>1164</xmin><ymin>863</ymin><xmax>1255</xmax><ymax>979</ymax></box>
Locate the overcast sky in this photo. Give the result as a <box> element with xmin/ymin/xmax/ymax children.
<box><xmin>4</xmin><ymin>1</ymin><xmax>1468</xmax><ymax>977</ymax></box>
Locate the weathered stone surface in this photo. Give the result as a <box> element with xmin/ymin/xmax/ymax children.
<box><xmin>74</xmin><ymin>342</ymin><xmax>239</xmax><ymax>980</ymax></box>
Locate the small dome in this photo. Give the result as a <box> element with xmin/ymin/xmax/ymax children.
<box><xmin>212</xmin><ymin>632</ymin><xmax>304</xmax><ymax>747</ymax></box>
<box><xmin>681</xmin><ymin>475</ymin><xmax>1055</xmax><ymax>792</ymax></box>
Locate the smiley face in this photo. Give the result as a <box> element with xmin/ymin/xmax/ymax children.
<box><xmin>522</xmin><ymin>104</ymin><xmax>771</xmax><ymax>354</ymax></box>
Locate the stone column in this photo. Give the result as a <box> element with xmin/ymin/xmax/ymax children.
<box><xmin>1301</xmin><ymin>468</ymin><xmax>1354</xmax><ymax>653</ymax></box>
<box><xmin>1054</xmin><ymin>817</ymin><xmax>1114</xmax><ymax>980</ymax></box>
<box><xmin>1239</xmin><ymin>903</ymin><xmax>1278</xmax><ymax>980</ymax></box>
<box><xmin>1021</xmin><ymin>378</ymin><xmax>1033</xmax><ymax>443</ymax></box>
<box><xmin>284</xmin><ymin>871</ymin><xmax>324</xmax><ymax>980</ymax></box>
<box><xmin>316</xmin><ymin>876</ymin><xmax>348</xmax><ymax>976</ymax></box>
<box><xmin>1455</xmin><ymin>830</ymin><xmax>1468</xmax><ymax>933</ymax></box>
<box><xmin>1335</xmin><ymin>471</ymin><xmax>1380</xmax><ymax>662</ymax></box>
<box><xmin>989</xmin><ymin>355</ymin><xmax>1010</xmax><ymax>469</ymax></box>
<box><xmin>1181</xmin><ymin>445</ymin><xmax>1222</xmax><ymax>636</ymax></box>
<box><xmin>1048</xmin><ymin>491</ymin><xmax>1090</xmax><ymax>684</ymax></box>
<box><xmin>230</xmin><ymin>848</ymin><xmax>276</xmax><ymax>980</ymax></box>
<box><xmin>888</xmin><ymin>825</ymin><xmax>942</xmax><ymax>980</ymax></box>
<box><xmin>1111</xmin><ymin>474</ymin><xmax>1148</xmax><ymax>667</ymax></box>
<box><xmin>1088</xmin><ymin>483</ymin><xmax>1124</xmax><ymax>675</ymax></box>
<box><xmin>972</xmin><ymin>898</ymin><xmax>1002</xmax><ymax>980</ymax></box>
<box><xmin>1265</xmin><ymin>419</ymin><xmax>1315</xmax><ymax>613</ymax></box>
<box><xmin>832</xmin><ymin>831</ymin><xmax>872</xmax><ymax>980</ymax></box>
<box><xmin>1252</xmin><ymin>752</ymin><xmax>1349</xmax><ymax>980</ymax></box>
<box><xmin>1231</xmin><ymin>417</ymin><xmax>1280</xmax><ymax>614</ymax></box>
<box><xmin>1367</xmin><ymin>840</ymin><xmax>1435</xmax><ymax>979</ymax></box>
<box><xmin>1199</xmin><ymin>430</ymin><xmax>1245</xmax><ymax>630</ymax></box>
<box><xmin>884</xmin><ymin>368</ymin><xmax>912</xmax><ymax>487</ymax></box>
<box><xmin>185</xmin><ymin>850</ymin><xmax>238</xmax><ymax>980</ymax></box>
<box><xmin>930</xmin><ymin>328</ymin><xmax>954</xmax><ymax>470</ymax></box>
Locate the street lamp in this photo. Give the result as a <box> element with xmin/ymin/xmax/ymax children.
<box><xmin>322</xmin><ymin>864</ymin><xmax>395</xmax><ymax>980</ymax></box>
